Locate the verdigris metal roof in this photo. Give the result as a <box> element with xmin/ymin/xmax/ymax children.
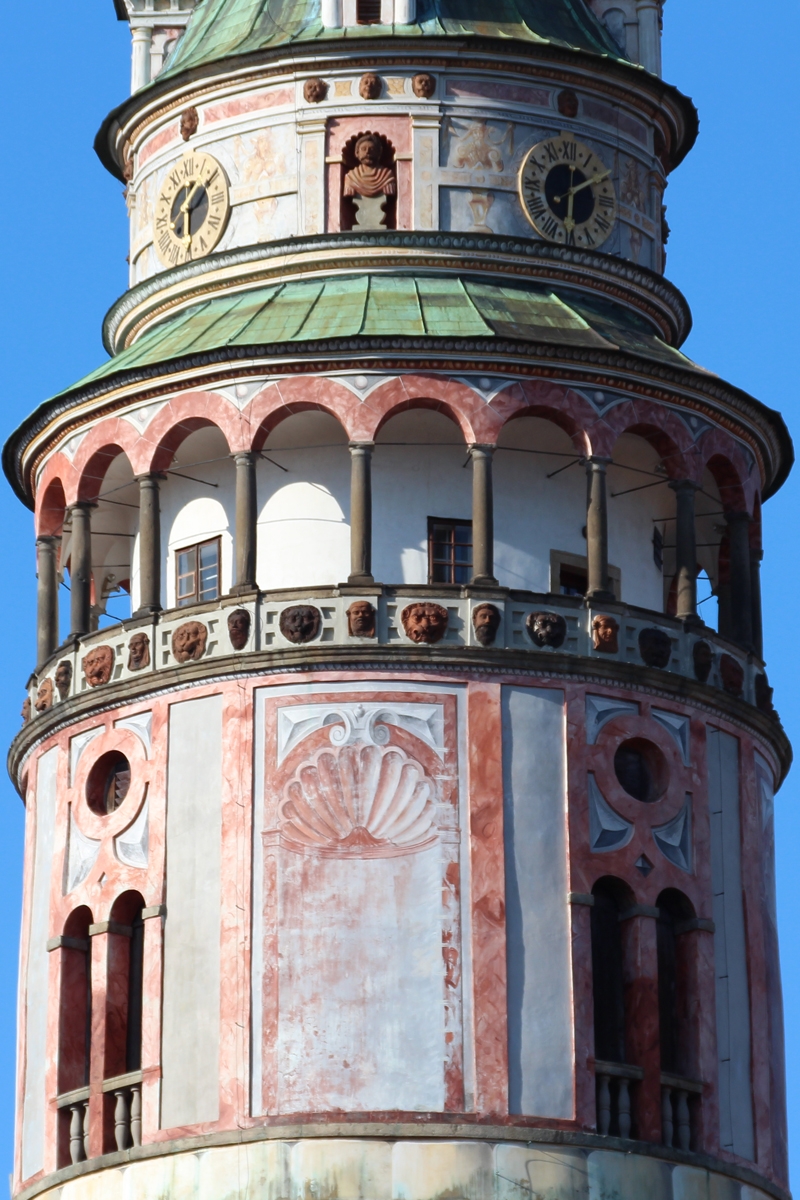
<box><xmin>161</xmin><ymin>0</ymin><xmax>626</xmax><ymax>76</ymax></box>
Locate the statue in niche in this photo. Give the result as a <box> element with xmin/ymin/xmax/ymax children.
<box><xmin>21</xmin><ymin>697</ymin><xmax>31</xmax><ymax>724</ymax></box>
<box><xmin>35</xmin><ymin>678</ymin><xmax>53</xmax><ymax>713</ymax></box>
<box><xmin>755</xmin><ymin>673</ymin><xmax>775</xmax><ymax>717</ymax></box>
<box><xmin>720</xmin><ymin>653</ymin><xmax>744</xmax><ymax>697</ymax></box>
<box><xmin>347</xmin><ymin>601</ymin><xmax>376</xmax><ymax>639</ymax></box>
<box><xmin>280</xmin><ymin>605</ymin><xmax>321</xmax><ymax>645</ymax></box>
<box><xmin>172</xmin><ymin>621</ymin><xmax>208</xmax><ymax>664</ymax></box>
<box><xmin>692</xmin><ymin>639</ymin><xmax>713</xmax><ymax>683</ymax></box>
<box><xmin>638</xmin><ymin>627</ymin><xmax>672</xmax><ymax>669</ymax></box>
<box><xmin>472</xmin><ymin>603</ymin><xmax>500</xmax><ymax>647</ymax></box>
<box><xmin>227</xmin><ymin>608</ymin><xmax>252</xmax><ymax>651</ymax></box>
<box><xmin>412</xmin><ymin>73</ymin><xmax>436</xmax><ymax>98</ymax></box>
<box><xmin>83</xmin><ymin>645</ymin><xmax>115</xmax><ymax>687</ymax></box>
<box><xmin>180</xmin><ymin>106</ymin><xmax>199</xmax><ymax>142</ymax></box>
<box><xmin>401</xmin><ymin>602</ymin><xmax>448</xmax><ymax>644</ymax></box>
<box><xmin>591</xmin><ymin>615</ymin><xmax>619</xmax><ymax>654</ymax></box>
<box><xmin>359</xmin><ymin>72</ymin><xmax>382</xmax><ymax>100</ymax></box>
<box><xmin>127</xmin><ymin>632</ymin><xmax>151</xmax><ymax>671</ymax></box>
<box><xmin>343</xmin><ymin>134</ymin><xmax>396</xmax><ymax>230</ymax></box>
<box><xmin>527</xmin><ymin>611</ymin><xmax>567</xmax><ymax>649</ymax></box>
<box><xmin>55</xmin><ymin>660</ymin><xmax>73</xmax><ymax>701</ymax></box>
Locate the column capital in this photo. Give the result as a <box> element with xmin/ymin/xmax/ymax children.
<box><xmin>68</xmin><ymin>499</ymin><xmax>97</xmax><ymax>513</ymax></box>
<box><xmin>586</xmin><ymin>455</ymin><xmax>611</xmax><ymax>468</ymax></box>
<box><xmin>35</xmin><ymin>533</ymin><xmax>61</xmax><ymax>546</ymax></box>
<box><xmin>668</xmin><ymin>477</ymin><xmax>700</xmax><ymax>494</ymax></box>
<box><xmin>348</xmin><ymin>441</ymin><xmax>375</xmax><ymax>453</ymax></box>
<box><xmin>468</xmin><ymin>443</ymin><xmax>495</xmax><ymax>456</ymax></box>
<box><xmin>725</xmin><ymin>509</ymin><xmax>752</xmax><ymax>526</ymax></box>
<box><xmin>232</xmin><ymin>451</ymin><xmax>256</xmax><ymax>466</ymax></box>
<box><xmin>135</xmin><ymin>471</ymin><xmax>167</xmax><ymax>483</ymax></box>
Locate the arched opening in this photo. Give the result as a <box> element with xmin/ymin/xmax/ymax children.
<box><xmin>591</xmin><ymin>877</ymin><xmax>640</xmax><ymax>1139</ymax></box>
<box><xmin>607</xmin><ymin>432</ymin><xmax>677</xmax><ymax>611</ymax></box>
<box><xmin>103</xmin><ymin>891</ymin><xmax>145</xmax><ymax>1153</ymax></box>
<box><xmin>656</xmin><ymin>889</ymin><xmax>696</xmax><ymax>1076</ymax></box>
<box><xmin>57</xmin><ymin>906</ymin><xmax>92</xmax><ymax>1168</ymax></box>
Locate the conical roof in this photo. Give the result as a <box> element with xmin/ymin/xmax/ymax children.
<box><xmin>162</xmin><ymin>0</ymin><xmax>625</xmax><ymax>77</ymax></box>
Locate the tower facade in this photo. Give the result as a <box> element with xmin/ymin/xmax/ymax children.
<box><xmin>6</xmin><ymin>5</ymin><xmax>793</xmax><ymax>1200</ymax></box>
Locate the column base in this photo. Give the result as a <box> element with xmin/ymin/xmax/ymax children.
<box><xmin>679</xmin><ymin>613</ymin><xmax>705</xmax><ymax>633</ymax></box>
<box><xmin>131</xmin><ymin>605</ymin><xmax>162</xmax><ymax>620</ymax></box>
<box><xmin>227</xmin><ymin>583</ymin><xmax>259</xmax><ymax>598</ymax></box>
<box><xmin>347</xmin><ymin>573</ymin><xmax>375</xmax><ymax>586</ymax></box>
<box><xmin>586</xmin><ymin>589</ymin><xmax>616</xmax><ymax>604</ymax></box>
<box><xmin>471</xmin><ymin>574</ymin><xmax>498</xmax><ymax>587</ymax></box>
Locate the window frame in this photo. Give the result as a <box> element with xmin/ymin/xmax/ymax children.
<box><xmin>549</xmin><ymin>549</ymin><xmax>621</xmax><ymax>599</ymax></box>
<box><xmin>175</xmin><ymin>536</ymin><xmax>222</xmax><ymax>607</ymax></box>
<box><xmin>427</xmin><ymin>517</ymin><xmax>473</xmax><ymax>586</ymax></box>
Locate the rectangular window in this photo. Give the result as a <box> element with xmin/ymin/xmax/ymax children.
<box><xmin>428</xmin><ymin>518</ymin><xmax>472</xmax><ymax>585</ymax></box>
<box><xmin>176</xmin><ymin>538</ymin><xmax>221</xmax><ymax>607</ymax></box>
<box><xmin>549</xmin><ymin>550</ymin><xmax>621</xmax><ymax>600</ymax></box>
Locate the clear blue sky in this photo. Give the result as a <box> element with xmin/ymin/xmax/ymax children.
<box><xmin>0</xmin><ymin>0</ymin><xmax>797</xmax><ymax>1185</ymax></box>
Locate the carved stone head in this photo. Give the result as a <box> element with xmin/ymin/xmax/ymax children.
<box><xmin>638</xmin><ymin>627</ymin><xmax>672</xmax><ymax>669</ymax></box>
<box><xmin>359</xmin><ymin>72</ymin><xmax>382</xmax><ymax>100</ymax></box>
<box><xmin>401</xmin><ymin>602</ymin><xmax>448</xmax><ymax>644</ymax></box>
<box><xmin>172</xmin><ymin>621</ymin><xmax>208</xmax><ymax>664</ymax></box>
<box><xmin>83</xmin><ymin>645</ymin><xmax>115</xmax><ymax>688</ymax></box>
<box><xmin>720</xmin><ymin>653</ymin><xmax>744</xmax><ymax>697</ymax></box>
<box><xmin>557</xmin><ymin>89</ymin><xmax>579</xmax><ymax>118</ymax></box>
<box><xmin>472</xmin><ymin>603</ymin><xmax>501</xmax><ymax>647</ymax></box>
<box><xmin>692</xmin><ymin>640</ymin><xmax>713</xmax><ymax>683</ymax></box>
<box><xmin>55</xmin><ymin>660</ymin><xmax>73</xmax><ymax>701</ymax></box>
<box><xmin>21</xmin><ymin>697</ymin><xmax>31</xmax><ymax>724</ymax></box>
<box><xmin>127</xmin><ymin>631</ymin><xmax>151</xmax><ymax>671</ymax></box>
<box><xmin>280</xmin><ymin>605</ymin><xmax>321</xmax><ymax>645</ymax></box>
<box><xmin>227</xmin><ymin>608</ymin><xmax>252</xmax><ymax>651</ymax></box>
<box><xmin>303</xmin><ymin>77</ymin><xmax>328</xmax><ymax>103</ymax></box>
<box><xmin>755</xmin><ymin>673</ymin><xmax>775</xmax><ymax>716</ymax></box>
<box><xmin>412</xmin><ymin>72</ymin><xmax>436</xmax><ymax>98</ymax></box>
<box><xmin>527</xmin><ymin>611</ymin><xmax>567</xmax><ymax>649</ymax></box>
<box><xmin>347</xmin><ymin>601</ymin><xmax>376</xmax><ymax>639</ymax></box>
<box><xmin>180</xmin><ymin>106</ymin><xmax>199</xmax><ymax>141</ymax></box>
<box><xmin>355</xmin><ymin>133</ymin><xmax>382</xmax><ymax>167</ymax></box>
<box><xmin>592</xmin><ymin>615</ymin><xmax>619</xmax><ymax>654</ymax></box>
<box><xmin>35</xmin><ymin>678</ymin><xmax>53</xmax><ymax>713</ymax></box>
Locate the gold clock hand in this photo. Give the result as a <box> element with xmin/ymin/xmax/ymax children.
<box><xmin>176</xmin><ymin>179</ymin><xmax>201</xmax><ymax>250</ymax></box>
<box><xmin>565</xmin><ymin>164</ymin><xmax>576</xmax><ymax>234</ymax></box>
<box><xmin>553</xmin><ymin>169</ymin><xmax>612</xmax><ymax>204</ymax></box>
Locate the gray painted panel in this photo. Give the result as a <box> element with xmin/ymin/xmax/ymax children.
<box><xmin>21</xmin><ymin>748</ymin><xmax>58</xmax><ymax>1182</ymax></box>
<box><xmin>707</xmin><ymin>728</ymin><xmax>754</xmax><ymax>1160</ymax></box>
<box><xmin>503</xmin><ymin>686</ymin><xmax>572</xmax><ymax>1118</ymax></box>
<box><xmin>162</xmin><ymin>695</ymin><xmax>223</xmax><ymax>1128</ymax></box>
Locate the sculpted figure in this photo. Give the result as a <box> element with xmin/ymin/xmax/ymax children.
<box><xmin>21</xmin><ymin>697</ymin><xmax>31</xmax><ymax>724</ymax></box>
<box><xmin>412</xmin><ymin>73</ymin><xmax>436</xmax><ymax>98</ymax></box>
<box><xmin>720</xmin><ymin>653</ymin><xmax>744</xmax><ymax>697</ymax></box>
<box><xmin>401</xmin><ymin>602</ymin><xmax>448</xmax><ymax>645</ymax></box>
<box><xmin>692</xmin><ymin>640</ymin><xmax>713</xmax><ymax>683</ymax></box>
<box><xmin>280</xmin><ymin>605</ymin><xmax>321</xmax><ymax>645</ymax></box>
<box><xmin>127</xmin><ymin>631</ymin><xmax>151</xmax><ymax>671</ymax></box>
<box><xmin>527</xmin><ymin>611</ymin><xmax>567</xmax><ymax>649</ymax></box>
<box><xmin>227</xmin><ymin>608</ymin><xmax>252</xmax><ymax>651</ymax></box>
<box><xmin>359</xmin><ymin>72</ymin><xmax>382</xmax><ymax>100</ymax></box>
<box><xmin>172</xmin><ymin>621</ymin><xmax>208</xmax><ymax>664</ymax></box>
<box><xmin>83</xmin><ymin>645</ymin><xmax>115</xmax><ymax>688</ymax></box>
<box><xmin>755</xmin><ymin>673</ymin><xmax>775</xmax><ymax>716</ymax></box>
<box><xmin>180</xmin><ymin>106</ymin><xmax>199</xmax><ymax>141</ymax></box>
<box><xmin>592</xmin><ymin>614</ymin><xmax>619</xmax><ymax>654</ymax></box>
<box><xmin>35</xmin><ymin>678</ymin><xmax>53</xmax><ymax>713</ymax></box>
<box><xmin>343</xmin><ymin>134</ymin><xmax>396</xmax><ymax>198</ymax></box>
<box><xmin>557</xmin><ymin>89</ymin><xmax>579</xmax><ymax>118</ymax></box>
<box><xmin>303</xmin><ymin>77</ymin><xmax>328</xmax><ymax>103</ymax></box>
<box><xmin>638</xmin><ymin>627</ymin><xmax>672</xmax><ymax>669</ymax></box>
<box><xmin>452</xmin><ymin>119</ymin><xmax>506</xmax><ymax>172</ymax></box>
<box><xmin>472</xmin><ymin>603</ymin><xmax>501</xmax><ymax>647</ymax></box>
<box><xmin>55</xmin><ymin>660</ymin><xmax>73</xmax><ymax>701</ymax></box>
<box><xmin>347</xmin><ymin>601</ymin><xmax>376</xmax><ymax>639</ymax></box>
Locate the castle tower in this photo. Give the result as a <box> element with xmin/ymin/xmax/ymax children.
<box><xmin>6</xmin><ymin>4</ymin><xmax>793</xmax><ymax>1200</ymax></box>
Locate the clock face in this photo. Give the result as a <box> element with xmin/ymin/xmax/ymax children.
<box><xmin>153</xmin><ymin>152</ymin><xmax>230</xmax><ymax>267</ymax></box>
<box><xmin>518</xmin><ymin>134</ymin><xmax>617</xmax><ymax>248</ymax></box>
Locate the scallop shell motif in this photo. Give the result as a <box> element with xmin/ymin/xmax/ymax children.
<box><xmin>280</xmin><ymin>743</ymin><xmax>437</xmax><ymax>856</ymax></box>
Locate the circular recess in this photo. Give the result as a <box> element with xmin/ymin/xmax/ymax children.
<box><xmin>613</xmin><ymin>738</ymin><xmax>667</xmax><ymax>803</ymax></box>
<box><xmin>86</xmin><ymin>752</ymin><xmax>132</xmax><ymax>815</ymax></box>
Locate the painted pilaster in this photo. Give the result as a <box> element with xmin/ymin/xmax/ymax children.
<box><xmin>298</xmin><ymin>117</ymin><xmax>328</xmax><ymax>236</ymax></box>
<box><xmin>411</xmin><ymin>114</ymin><xmax>441</xmax><ymax>231</ymax></box>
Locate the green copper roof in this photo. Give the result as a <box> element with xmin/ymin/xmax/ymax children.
<box><xmin>53</xmin><ymin>274</ymin><xmax>695</xmax><ymax>400</ymax></box>
<box><xmin>162</xmin><ymin>0</ymin><xmax>625</xmax><ymax>76</ymax></box>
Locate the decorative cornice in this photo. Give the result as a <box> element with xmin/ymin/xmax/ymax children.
<box><xmin>103</xmin><ymin>233</ymin><xmax>693</xmax><ymax>354</ymax></box>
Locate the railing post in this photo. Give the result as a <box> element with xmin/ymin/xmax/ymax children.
<box><xmin>617</xmin><ymin>1078</ymin><xmax>632</xmax><ymax>1138</ymax></box>
<box><xmin>36</xmin><ymin>535</ymin><xmax>61</xmax><ymax>669</ymax></box>
<box><xmin>675</xmin><ymin>1088</ymin><xmax>691</xmax><ymax>1150</ymax></box>
<box><xmin>597</xmin><ymin>1073</ymin><xmax>611</xmax><ymax>1135</ymax></box>
<box><xmin>130</xmin><ymin>1084</ymin><xmax>142</xmax><ymax>1147</ymax></box>
<box><xmin>68</xmin><ymin>502</ymin><xmax>94</xmax><ymax>639</ymax></box>
<box><xmin>586</xmin><ymin>457</ymin><xmax>615</xmax><ymax>601</ymax></box>
<box><xmin>114</xmin><ymin>1089</ymin><xmax>131</xmax><ymax>1152</ymax></box>
<box><xmin>69</xmin><ymin>1104</ymin><xmax>86</xmax><ymax>1165</ymax></box>
<box><xmin>470</xmin><ymin>445</ymin><xmax>497</xmax><ymax>585</ymax></box>
<box><xmin>348</xmin><ymin>443</ymin><xmax>374</xmax><ymax>585</ymax></box>
<box><xmin>661</xmin><ymin>1085</ymin><xmax>674</xmax><ymax>1147</ymax></box>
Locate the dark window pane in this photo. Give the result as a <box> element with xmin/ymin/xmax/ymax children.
<box><xmin>198</xmin><ymin>541</ymin><xmax>220</xmax><ymax>601</ymax></box>
<box><xmin>432</xmin><ymin>563</ymin><xmax>450</xmax><ymax>583</ymax></box>
<box><xmin>454</xmin><ymin>526</ymin><xmax>471</xmax><ymax>543</ymax></box>
<box><xmin>177</xmin><ymin>547</ymin><xmax>197</xmax><ymax>605</ymax></box>
<box><xmin>454</xmin><ymin>565</ymin><xmax>471</xmax><ymax>584</ymax></box>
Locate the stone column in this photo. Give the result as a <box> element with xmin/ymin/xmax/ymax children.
<box><xmin>130</xmin><ymin>25</ymin><xmax>151</xmax><ymax>92</ymax></box>
<box><xmin>232</xmin><ymin>453</ymin><xmax>258</xmax><ymax>593</ymax></box>
<box><xmin>134</xmin><ymin>474</ymin><xmax>163</xmax><ymax>617</ymax></box>
<box><xmin>470</xmin><ymin>445</ymin><xmax>497</xmax><ymax>585</ymax></box>
<box><xmin>36</xmin><ymin>536</ymin><xmax>61</xmax><ymax>670</ymax></box>
<box><xmin>636</xmin><ymin>0</ymin><xmax>662</xmax><ymax>75</ymax></box>
<box><xmin>348</xmin><ymin>443</ymin><xmax>374</xmax><ymax>585</ymax></box>
<box><xmin>69</xmin><ymin>503</ymin><xmax>93</xmax><ymax>639</ymax></box>
<box><xmin>750</xmin><ymin>548</ymin><xmax>764</xmax><ymax>660</ymax></box>
<box><xmin>669</xmin><ymin>480</ymin><xmax>700</xmax><ymax>626</ymax></box>
<box><xmin>586</xmin><ymin>458</ymin><xmax>615</xmax><ymax>601</ymax></box>
<box><xmin>726</xmin><ymin>511</ymin><xmax>753</xmax><ymax>649</ymax></box>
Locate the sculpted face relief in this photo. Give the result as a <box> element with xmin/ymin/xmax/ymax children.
<box><xmin>347</xmin><ymin>601</ymin><xmax>376</xmax><ymax>639</ymax></box>
<box><xmin>527</xmin><ymin>611</ymin><xmax>567</xmax><ymax>649</ymax></box>
<box><xmin>592</xmin><ymin>615</ymin><xmax>619</xmax><ymax>654</ymax></box>
<box><xmin>127</xmin><ymin>632</ymin><xmax>151</xmax><ymax>671</ymax></box>
<box><xmin>280</xmin><ymin>605</ymin><xmax>321</xmax><ymax>645</ymax></box>
<box><xmin>172</xmin><ymin>621</ymin><xmax>208</xmax><ymax>663</ymax></box>
<box><xmin>83</xmin><ymin>645</ymin><xmax>115</xmax><ymax>687</ymax></box>
<box><xmin>227</xmin><ymin>608</ymin><xmax>252</xmax><ymax>651</ymax></box>
<box><xmin>55</xmin><ymin>660</ymin><xmax>72</xmax><ymax>700</ymax></box>
<box><xmin>472</xmin><ymin>603</ymin><xmax>500</xmax><ymax>647</ymax></box>
<box><xmin>401</xmin><ymin>603</ymin><xmax>449</xmax><ymax>644</ymax></box>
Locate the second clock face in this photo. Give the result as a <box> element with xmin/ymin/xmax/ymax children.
<box><xmin>518</xmin><ymin>134</ymin><xmax>617</xmax><ymax>248</ymax></box>
<box><xmin>154</xmin><ymin>152</ymin><xmax>230</xmax><ymax>268</ymax></box>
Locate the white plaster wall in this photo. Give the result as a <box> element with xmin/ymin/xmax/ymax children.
<box><xmin>607</xmin><ymin>433</ymin><xmax>673</xmax><ymax>611</ymax></box>
<box><xmin>257</xmin><ymin>413</ymin><xmax>351</xmax><ymax>588</ymax></box>
<box><xmin>372</xmin><ymin>410</ymin><xmax>471</xmax><ymax>584</ymax></box>
<box><xmin>21</xmin><ymin>748</ymin><xmax>58</xmax><ymax>1182</ymax></box>
<box><xmin>502</xmin><ymin>687</ymin><xmax>573</xmax><ymax>1118</ymax></box>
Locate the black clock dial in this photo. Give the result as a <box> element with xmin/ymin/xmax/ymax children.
<box><xmin>544</xmin><ymin>164</ymin><xmax>595</xmax><ymax>225</ymax></box>
<box><xmin>518</xmin><ymin>135</ymin><xmax>617</xmax><ymax>248</ymax></box>
<box><xmin>170</xmin><ymin>184</ymin><xmax>209</xmax><ymax>242</ymax></box>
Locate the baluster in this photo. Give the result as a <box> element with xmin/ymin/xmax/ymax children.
<box><xmin>130</xmin><ymin>1084</ymin><xmax>142</xmax><ymax>1147</ymax></box>
<box><xmin>114</xmin><ymin>1088</ymin><xmax>131</xmax><ymax>1151</ymax></box>
<box><xmin>69</xmin><ymin>1104</ymin><xmax>86</xmax><ymax>1164</ymax></box>
<box><xmin>676</xmin><ymin>1088</ymin><xmax>691</xmax><ymax>1150</ymax></box>
<box><xmin>617</xmin><ymin>1077</ymin><xmax>631</xmax><ymax>1139</ymax></box>
<box><xmin>661</xmin><ymin>1085</ymin><xmax>674</xmax><ymax>1147</ymax></box>
<box><xmin>597</xmin><ymin>1073</ymin><xmax>612</xmax><ymax>1135</ymax></box>
<box><xmin>82</xmin><ymin>1100</ymin><xmax>90</xmax><ymax>1161</ymax></box>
